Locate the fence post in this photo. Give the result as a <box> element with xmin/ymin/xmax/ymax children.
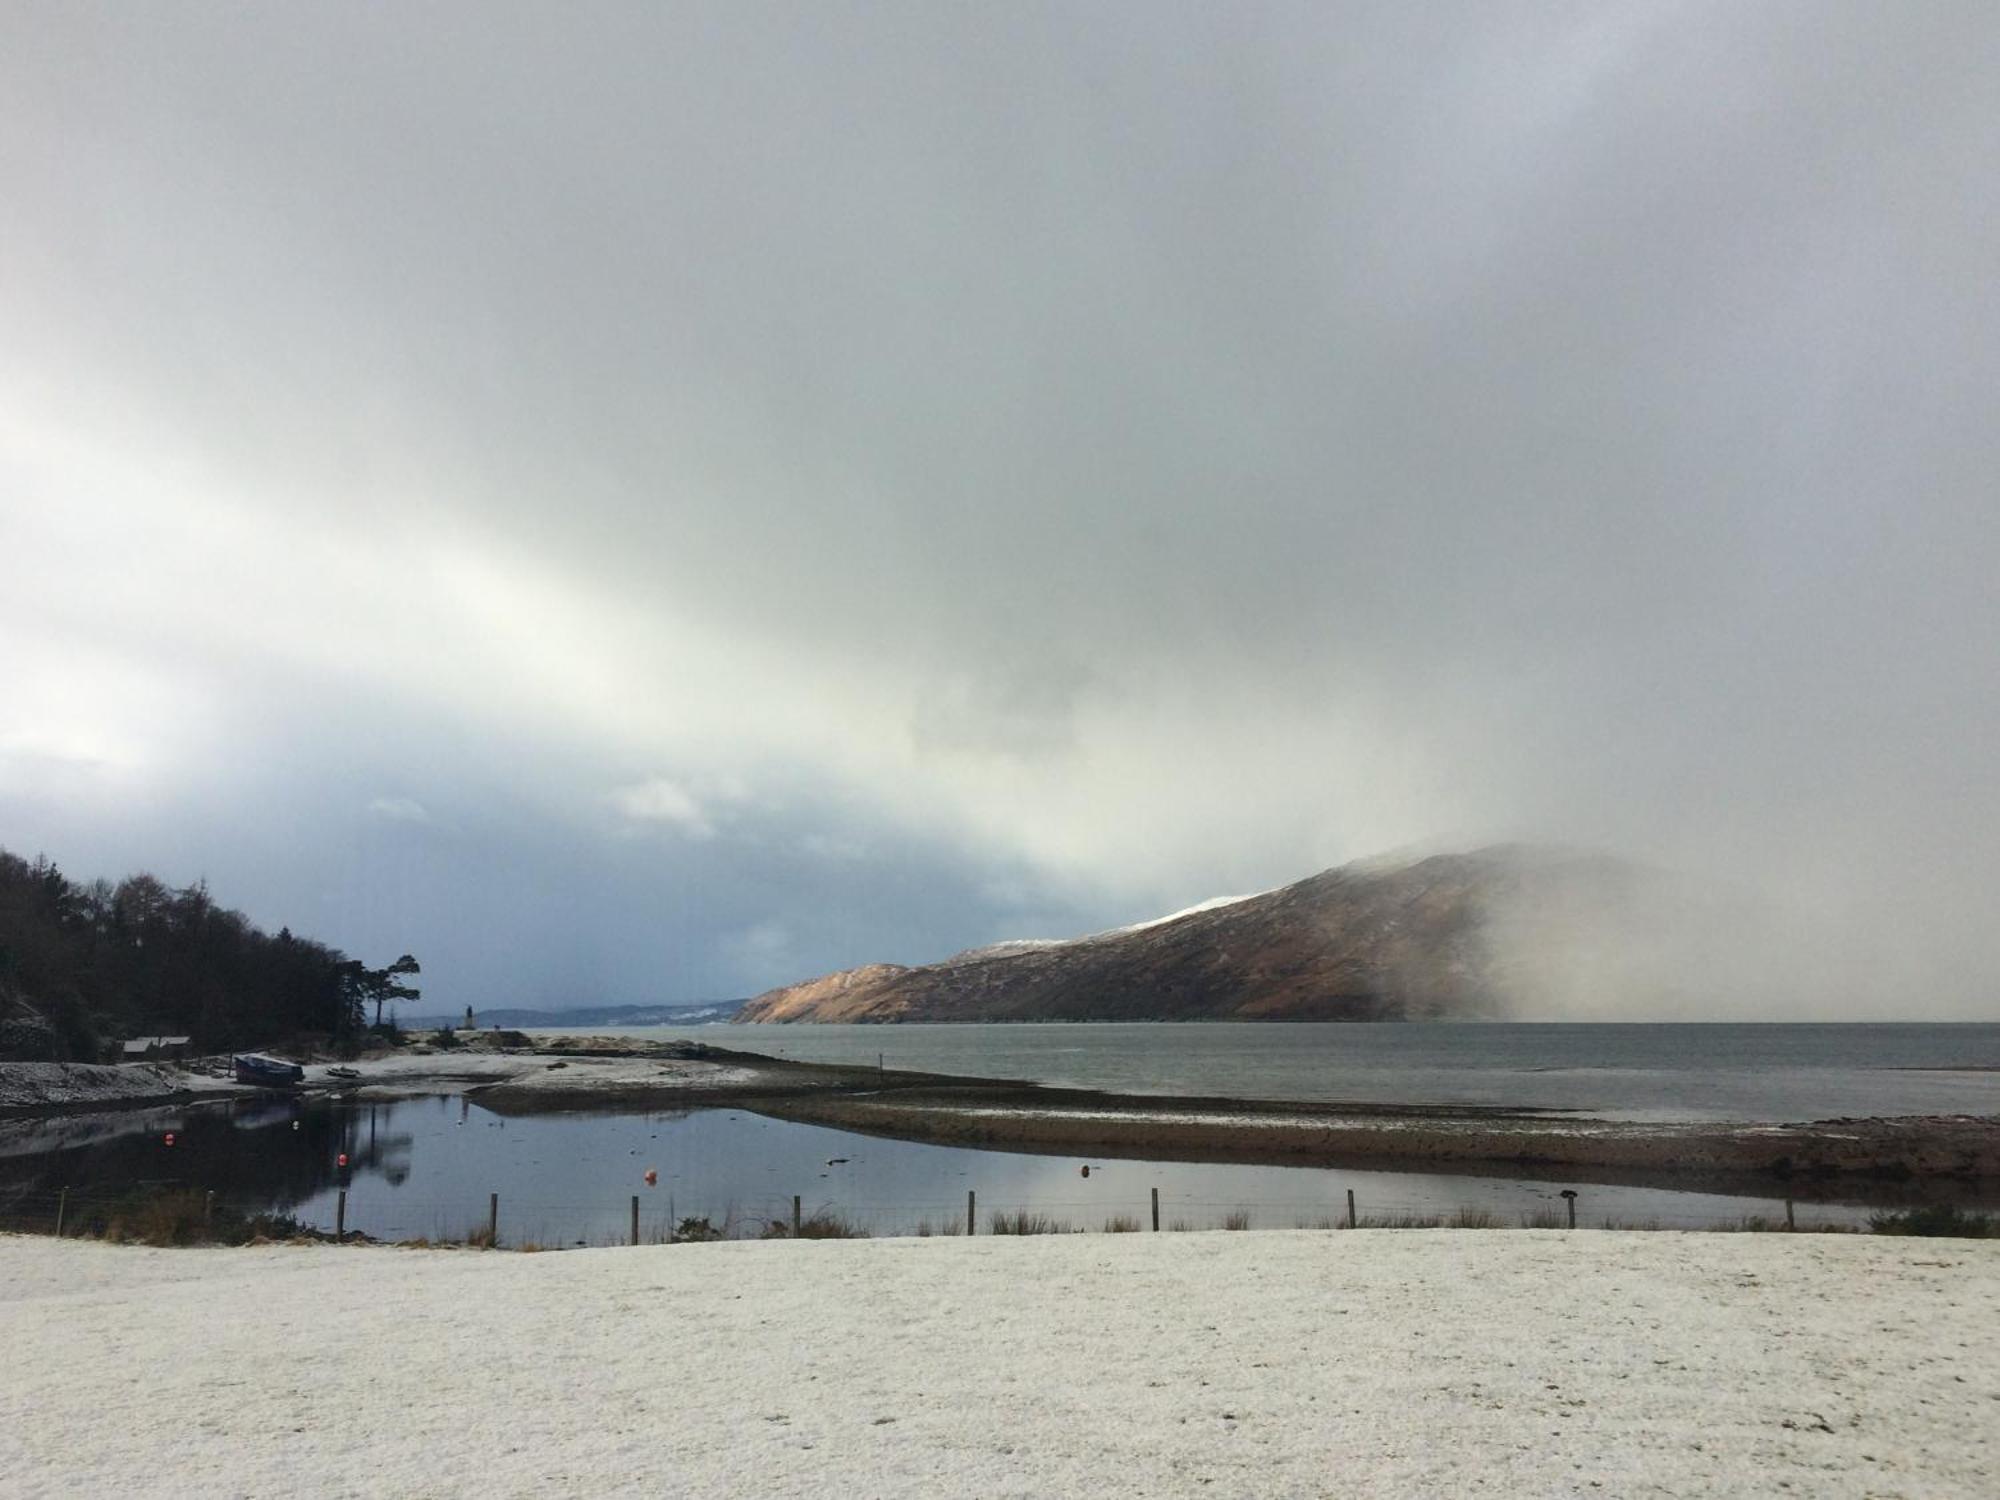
<box><xmin>793</xmin><ymin>1195</ymin><xmax>802</xmax><ymax>1237</ymax></box>
<box><xmin>204</xmin><ymin>1190</ymin><xmax>215</xmax><ymax>1238</ymax></box>
<box><xmin>1561</xmin><ymin>1189</ymin><xmax>1578</xmax><ymax>1229</ymax></box>
<box><xmin>631</xmin><ymin>1195</ymin><xmax>640</xmax><ymax>1247</ymax></box>
<box><xmin>489</xmin><ymin>1192</ymin><xmax>500</xmax><ymax>1247</ymax></box>
<box><xmin>336</xmin><ymin>1189</ymin><xmax>347</xmax><ymax>1243</ymax></box>
<box><xmin>1346</xmin><ymin>1189</ymin><xmax>1357</xmax><ymax>1230</ymax></box>
<box><xmin>967</xmin><ymin>1189</ymin><xmax>976</xmax><ymax>1237</ymax></box>
<box><xmin>1785</xmin><ymin>1196</ymin><xmax>1795</xmax><ymax>1232</ymax></box>
<box><xmin>55</xmin><ymin>1186</ymin><xmax>67</xmax><ymax>1238</ymax></box>
<box><xmin>1151</xmin><ymin>1186</ymin><xmax>1160</xmax><ymax>1232</ymax></box>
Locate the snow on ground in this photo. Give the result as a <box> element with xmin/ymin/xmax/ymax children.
<box><xmin>2</xmin><ymin>1230</ymin><xmax>1993</xmax><ymax>1498</ymax></box>
<box><xmin>474</xmin><ymin>1055</ymin><xmax>763</xmax><ymax>1096</ymax></box>
<box><xmin>0</xmin><ymin>1061</ymin><xmax>238</xmax><ymax>1112</ymax></box>
<box><xmin>1</xmin><ymin>1052</ymin><xmax>767</xmax><ymax>1116</ymax></box>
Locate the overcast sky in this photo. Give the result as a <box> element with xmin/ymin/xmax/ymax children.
<box><xmin>4</xmin><ymin>4</ymin><xmax>1997</xmax><ymax>1016</ymax></box>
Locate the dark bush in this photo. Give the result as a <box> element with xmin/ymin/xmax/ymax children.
<box><xmin>1868</xmin><ymin>1204</ymin><xmax>1995</xmax><ymax>1238</ymax></box>
<box><xmin>0</xmin><ymin>1011</ymin><xmax>60</xmax><ymax>1061</ymax></box>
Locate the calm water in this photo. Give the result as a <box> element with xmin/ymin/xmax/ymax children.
<box><xmin>572</xmin><ymin>1021</ymin><xmax>2000</xmax><ymax>1123</ymax></box>
<box><xmin>6</xmin><ymin>1023</ymin><xmax>1993</xmax><ymax>1243</ymax></box>
<box><xmin>0</xmin><ymin>1094</ymin><xmax>1924</xmax><ymax>1243</ymax></box>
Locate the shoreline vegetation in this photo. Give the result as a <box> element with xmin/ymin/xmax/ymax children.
<box><xmin>5</xmin><ymin>1032</ymin><xmax>1999</xmax><ymax>1203</ymax></box>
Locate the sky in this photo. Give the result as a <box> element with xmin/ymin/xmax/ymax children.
<box><xmin>3</xmin><ymin>3</ymin><xmax>1997</xmax><ymax>1017</ymax></box>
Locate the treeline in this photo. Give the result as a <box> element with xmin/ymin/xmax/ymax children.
<box><xmin>0</xmin><ymin>849</ymin><xmax>418</xmax><ymax>1062</ymax></box>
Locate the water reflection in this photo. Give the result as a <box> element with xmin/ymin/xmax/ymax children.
<box><xmin>0</xmin><ymin>1094</ymin><xmax>414</xmax><ymax>1220</ymax></box>
<box><xmin>3</xmin><ymin>1093</ymin><xmax>1979</xmax><ymax>1243</ymax></box>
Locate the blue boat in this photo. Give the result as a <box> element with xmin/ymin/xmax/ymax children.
<box><xmin>233</xmin><ymin>1053</ymin><xmax>305</xmax><ymax>1087</ymax></box>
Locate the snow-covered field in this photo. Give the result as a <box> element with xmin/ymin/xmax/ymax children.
<box><xmin>3</xmin><ymin>1231</ymin><xmax>1994</xmax><ymax>1497</ymax></box>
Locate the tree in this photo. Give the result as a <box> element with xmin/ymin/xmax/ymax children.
<box><xmin>343</xmin><ymin>953</ymin><xmax>424</xmax><ymax>1030</ymax></box>
<box><xmin>374</xmin><ymin>953</ymin><xmax>422</xmax><ymax>1028</ymax></box>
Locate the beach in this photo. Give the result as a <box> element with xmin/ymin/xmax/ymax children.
<box><xmin>4</xmin><ymin>1229</ymin><xmax>1995</xmax><ymax>1497</ymax></box>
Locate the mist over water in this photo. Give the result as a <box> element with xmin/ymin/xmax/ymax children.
<box><xmin>1476</xmin><ymin>853</ymin><xmax>1939</xmax><ymax>1023</ymax></box>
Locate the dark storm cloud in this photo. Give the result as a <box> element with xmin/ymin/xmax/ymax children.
<box><xmin>4</xmin><ymin>4</ymin><xmax>1998</xmax><ymax>1012</ymax></box>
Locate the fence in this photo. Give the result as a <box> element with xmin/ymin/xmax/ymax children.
<box><xmin>0</xmin><ymin>1179</ymin><xmax>1867</xmax><ymax>1248</ymax></box>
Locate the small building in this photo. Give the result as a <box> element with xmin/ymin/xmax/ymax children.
<box><xmin>121</xmin><ymin>1035</ymin><xmax>192</xmax><ymax>1062</ymax></box>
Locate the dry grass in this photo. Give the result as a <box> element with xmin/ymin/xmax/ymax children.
<box><xmin>761</xmin><ymin>1210</ymin><xmax>870</xmax><ymax>1240</ymax></box>
<box><xmin>1220</xmin><ymin>1210</ymin><xmax>1253</xmax><ymax>1231</ymax></box>
<box><xmin>63</xmin><ymin>1188</ymin><xmax>310</xmax><ymax>1248</ymax></box>
<box><xmin>1102</xmin><ymin>1214</ymin><xmax>1142</xmax><ymax>1234</ymax></box>
<box><xmin>989</xmin><ymin>1209</ymin><xmax>1069</xmax><ymax>1236</ymax></box>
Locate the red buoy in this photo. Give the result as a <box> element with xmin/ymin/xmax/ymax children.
<box><xmin>337</xmin><ymin>1153</ymin><xmax>348</xmax><ymax>1168</ymax></box>
<box><xmin>643</xmin><ymin>1169</ymin><xmax>658</xmax><ymax>1187</ymax></box>
<box><xmin>164</xmin><ymin>1133</ymin><xmax>175</xmax><ymax>1147</ymax></box>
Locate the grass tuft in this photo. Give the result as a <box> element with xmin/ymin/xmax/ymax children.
<box><xmin>989</xmin><ymin>1210</ymin><xmax>1067</xmax><ymax>1235</ymax></box>
<box><xmin>761</xmin><ymin>1210</ymin><xmax>870</xmax><ymax>1240</ymax></box>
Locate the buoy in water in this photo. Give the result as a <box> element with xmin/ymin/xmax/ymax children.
<box><xmin>164</xmin><ymin>1133</ymin><xmax>175</xmax><ymax>1147</ymax></box>
<box><xmin>337</xmin><ymin>1153</ymin><xmax>348</xmax><ymax>1168</ymax></box>
<box><xmin>1079</xmin><ymin>1164</ymin><xmax>1090</xmax><ymax>1178</ymax></box>
<box><xmin>643</xmin><ymin>1169</ymin><xmax>658</xmax><ymax>1187</ymax></box>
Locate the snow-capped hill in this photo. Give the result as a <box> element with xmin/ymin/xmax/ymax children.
<box><xmin>738</xmin><ymin>847</ymin><xmax>1611</xmax><ymax>1023</ymax></box>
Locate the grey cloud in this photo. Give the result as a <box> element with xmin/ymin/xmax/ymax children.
<box><xmin>4</xmin><ymin>4</ymin><xmax>1999</xmax><ymax>1014</ymax></box>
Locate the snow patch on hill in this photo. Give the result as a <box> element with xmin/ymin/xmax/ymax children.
<box><xmin>944</xmin><ymin>891</ymin><xmax>1267</xmax><ymax>966</ymax></box>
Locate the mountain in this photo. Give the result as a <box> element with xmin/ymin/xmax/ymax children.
<box><xmin>739</xmin><ymin>847</ymin><xmax>1632</xmax><ymax>1023</ymax></box>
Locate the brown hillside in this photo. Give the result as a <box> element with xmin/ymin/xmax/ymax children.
<box><xmin>739</xmin><ymin>848</ymin><xmax>1623</xmax><ymax>1023</ymax></box>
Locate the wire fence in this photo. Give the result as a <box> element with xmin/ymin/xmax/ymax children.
<box><xmin>0</xmin><ymin>1179</ymin><xmax>1884</xmax><ymax>1247</ymax></box>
